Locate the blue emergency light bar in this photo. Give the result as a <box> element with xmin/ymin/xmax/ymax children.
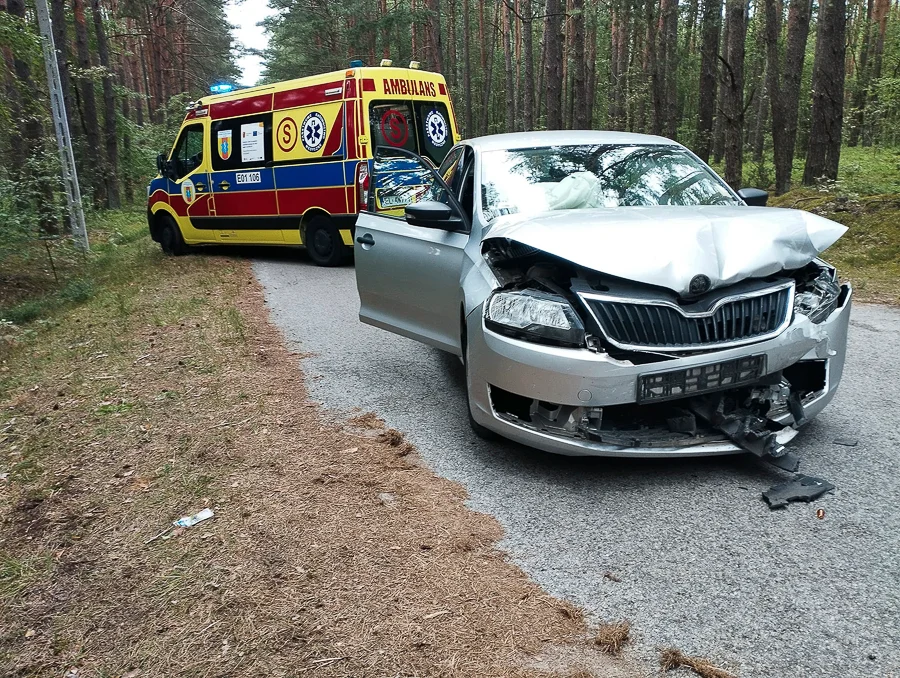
<box><xmin>349</xmin><ymin>60</ymin><xmax>364</xmax><ymax>68</ymax></box>
<box><xmin>210</xmin><ymin>82</ymin><xmax>236</xmax><ymax>94</ymax></box>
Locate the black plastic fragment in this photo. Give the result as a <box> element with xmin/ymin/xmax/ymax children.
<box><xmin>766</xmin><ymin>451</ymin><xmax>800</xmax><ymax>472</ymax></box>
<box><xmin>833</xmin><ymin>438</ymin><xmax>858</xmax><ymax>447</ymax></box>
<box><xmin>762</xmin><ymin>475</ymin><xmax>835</xmax><ymax>509</ymax></box>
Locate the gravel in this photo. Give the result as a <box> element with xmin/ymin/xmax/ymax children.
<box><xmin>255</xmin><ymin>254</ymin><xmax>900</xmax><ymax>677</ymax></box>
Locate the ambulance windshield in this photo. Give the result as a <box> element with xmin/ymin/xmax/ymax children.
<box><xmin>369</xmin><ymin>101</ymin><xmax>453</xmax><ymax>166</ymax></box>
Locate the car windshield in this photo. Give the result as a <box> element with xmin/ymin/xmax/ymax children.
<box><xmin>480</xmin><ymin>144</ymin><xmax>740</xmax><ymax>222</ymax></box>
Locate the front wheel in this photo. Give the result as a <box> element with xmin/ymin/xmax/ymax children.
<box><xmin>305</xmin><ymin>215</ymin><xmax>350</xmax><ymax>267</ymax></box>
<box><xmin>159</xmin><ymin>217</ymin><xmax>191</xmax><ymax>256</ymax></box>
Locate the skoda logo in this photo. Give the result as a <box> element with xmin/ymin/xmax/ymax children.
<box><xmin>689</xmin><ymin>274</ymin><xmax>711</xmax><ymax>295</ymax></box>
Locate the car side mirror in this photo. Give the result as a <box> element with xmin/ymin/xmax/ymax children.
<box><xmin>405</xmin><ymin>200</ymin><xmax>460</xmax><ymax>229</ymax></box>
<box><xmin>738</xmin><ymin>187</ymin><xmax>769</xmax><ymax>207</ymax></box>
<box><xmin>156</xmin><ymin>153</ymin><xmax>166</xmax><ymax>175</ymax></box>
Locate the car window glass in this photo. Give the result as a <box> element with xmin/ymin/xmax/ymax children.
<box><xmin>438</xmin><ymin>147</ymin><xmax>463</xmax><ymax>192</ymax></box>
<box><xmin>172</xmin><ymin>124</ymin><xmax>204</xmax><ymax>178</ymax></box>
<box><xmin>459</xmin><ymin>163</ymin><xmax>475</xmax><ymax>219</ymax></box>
<box><xmin>369</xmin><ymin>152</ymin><xmax>440</xmax><ymax>217</ymax></box>
<box><xmin>210</xmin><ymin>113</ymin><xmax>273</xmax><ymax>171</ymax></box>
<box><xmin>480</xmin><ymin>144</ymin><xmax>739</xmax><ymax>221</ymax></box>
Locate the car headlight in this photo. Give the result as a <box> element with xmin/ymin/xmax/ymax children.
<box><xmin>794</xmin><ymin>269</ymin><xmax>841</xmax><ymax>324</ymax></box>
<box><xmin>484</xmin><ymin>288</ymin><xmax>585</xmax><ymax>346</ymax></box>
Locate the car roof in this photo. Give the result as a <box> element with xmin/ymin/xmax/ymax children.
<box><xmin>463</xmin><ymin>130</ymin><xmax>681</xmax><ymax>152</ymax></box>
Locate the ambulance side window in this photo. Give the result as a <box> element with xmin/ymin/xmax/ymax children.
<box><xmin>210</xmin><ymin>113</ymin><xmax>273</xmax><ymax>172</ymax></box>
<box><xmin>171</xmin><ymin>124</ymin><xmax>204</xmax><ymax>178</ymax></box>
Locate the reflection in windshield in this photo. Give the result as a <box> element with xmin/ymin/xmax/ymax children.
<box><xmin>480</xmin><ymin>145</ymin><xmax>739</xmax><ymax>221</ymax></box>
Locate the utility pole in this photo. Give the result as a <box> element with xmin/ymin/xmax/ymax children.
<box><xmin>34</xmin><ymin>0</ymin><xmax>90</xmax><ymax>251</ymax></box>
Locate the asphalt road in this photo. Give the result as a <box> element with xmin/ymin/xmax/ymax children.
<box><xmin>254</xmin><ymin>252</ymin><xmax>900</xmax><ymax>677</ymax></box>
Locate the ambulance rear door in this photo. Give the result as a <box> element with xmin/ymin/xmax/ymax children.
<box><xmin>368</xmin><ymin>99</ymin><xmax>454</xmax><ymax>168</ymax></box>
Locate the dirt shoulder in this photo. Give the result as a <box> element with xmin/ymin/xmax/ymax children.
<box><xmin>0</xmin><ymin>235</ymin><xmax>644</xmax><ymax>676</ymax></box>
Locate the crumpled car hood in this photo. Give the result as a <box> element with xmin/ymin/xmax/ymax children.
<box><xmin>483</xmin><ymin>206</ymin><xmax>847</xmax><ymax>296</ymax></box>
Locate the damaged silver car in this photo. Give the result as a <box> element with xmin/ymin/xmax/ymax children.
<box><xmin>354</xmin><ymin>131</ymin><xmax>851</xmax><ymax>466</ymax></box>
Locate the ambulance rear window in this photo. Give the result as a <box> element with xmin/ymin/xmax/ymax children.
<box><xmin>369</xmin><ymin>100</ymin><xmax>453</xmax><ymax>166</ymax></box>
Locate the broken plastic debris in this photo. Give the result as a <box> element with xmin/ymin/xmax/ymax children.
<box><xmin>173</xmin><ymin>508</ymin><xmax>214</xmax><ymax>528</ymax></box>
<box><xmin>833</xmin><ymin>438</ymin><xmax>858</xmax><ymax>447</ymax></box>
<box><xmin>763</xmin><ymin>475</ymin><xmax>835</xmax><ymax>509</ymax></box>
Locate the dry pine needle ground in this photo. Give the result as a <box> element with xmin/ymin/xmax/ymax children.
<box><xmin>0</xmin><ymin>246</ymin><xmax>643</xmax><ymax>678</ymax></box>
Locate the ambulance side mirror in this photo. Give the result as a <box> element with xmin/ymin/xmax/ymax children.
<box><xmin>156</xmin><ymin>153</ymin><xmax>166</xmax><ymax>175</ymax></box>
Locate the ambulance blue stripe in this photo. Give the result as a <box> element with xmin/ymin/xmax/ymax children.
<box><xmin>210</xmin><ymin>169</ymin><xmax>276</xmax><ymax>191</ymax></box>
<box><xmin>275</xmin><ymin>162</ymin><xmax>346</xmax><ymax>189</ymax></box>
<box><xmin>344</xmin><ymin>161</ymin><xmax>358</xmax><ymax>185</ymax></box>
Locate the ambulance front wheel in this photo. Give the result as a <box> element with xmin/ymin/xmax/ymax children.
<box><xmin>158</xmin><ymin>216</ymin><xmax>191</xmax><ymax>256</ymax></box>
<box><xmin>305</xmin><ymin>215</ymin><xmax>350</xmax><ymax>267</ymax></box>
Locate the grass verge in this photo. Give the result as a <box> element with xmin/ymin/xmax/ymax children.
<box><xmin>0</xmin><ymin>216</ymin><xmax>643</xmax><ymax>677</ymax></box>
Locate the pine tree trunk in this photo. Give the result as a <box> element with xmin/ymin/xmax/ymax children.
<box><xmin>751</xmin><ymin>57</ymin><xmax>768</xmax><ymax>163</ymax></box>
<box><xmin>424</xmin><ymin>0</ymin><xmax>443</xmax><ymax>71</ymax></box>
<box><xmin>765</xmin><ymin>0</ymin><xmax>812</xmax><ymax>194</ymax></box>
<box><xmin>50</xmin><ymin>0</ymin><xmax>78</xmax><ymax>142</ymax></box>
<box><xmin>712</xmin><ymin>1</ymin><xmax>730</xmax><ymax>164</ymax></box>
<box><xmin>523</xmin><ymin>0</ymin><xmax>535</xmax><ymax>129</ymax></box>
<box><xmin>543</xmin><ymin>0</ymin><xmax>564</xmax><ymax>129</ymax></box>
<box><xmin>0</xmin><ymin>0</ymin><xmax>27</xmax><ymax>181</ymax></box>
<box><xmin>503</xmin><ymin>2</ymin><xmax>516</xmax><ymax>131</ymax></box>
<box><xmin>803</xmin><ymin>0</ymin><xmax>846</xmax><ymax>184</ymax></box>
<box><xmin>722</xmin><ymin>0</ymin><xmax>746</xmax><ymax>188</ymax></box>
<box><xmin>462</xmin><ymin>0</ymin><xmax>473</xmax><ymax>135</ymax></box>
<box><xmin>863</xmin><ymin>0</ymin><xmax>889</xmax><ymax>145</ymax></box>
<box><xmin>411</xmin><ymin>0</ymin><xmax>419</xmax><ymax>57</ymax></box>
<box><xmin>662</xmin><ymin>0</ymin><xmax>678</xmax><ymax>139</ymax></box>
<box><xmin>447</xmin><ymin>0</ymin><xmax>456</xmax><ymax>85</ymax></box>
<box><xmin>73</xmin><ymin>0</ymin><xmax>104</xmax><ymax>205</ymax></box>
<box><xmin>696</xmin><ymin>0</ymin><xmax>721</xmax><ymax>162</ymax></box>
<box><xmin>481</xmin><ymin>0</ymin><xmax>500</xmax><ymax>134</ymax></box>
<box><xmin>504</xmin><ymin>0</ymin><xmax>514</xmax><ymax>130</ymax></box>
<box><xmin>6</xmin><ymin>0</ymin><xmax>57</xmax><ymax>231</ymax></box>
<box><xmin>91</xmin><ymin>0</ymin><xmax>121</xmax><ymax>209</ymax></box>
<box><xmin>571</xmin><ymin>0</ymin><xmax>587</xmax><ymax>128</ymax></box>
<box><xmin>586</xmin><ymin>15</ymin><xmax>597</xmax><ymax>127</ymax></box>
<box><xmin>847</xmin><ymin>0</ymin><xmax>873</xmax><ymax>147</ymax></box>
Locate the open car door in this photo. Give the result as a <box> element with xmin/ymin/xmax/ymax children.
<box><xmin>355</xmin><ymin>148</ymin><xmax>470</xmax><ymax>355</ymax></box>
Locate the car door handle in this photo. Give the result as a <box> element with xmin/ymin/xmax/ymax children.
<box><xmin>195</xmin><ymin>182</ymin><xmax>206</xmax><ymax>192</ymax></box>
<box><xmin>218</xmin><ymin>180</ymin><xmax>230</xmax><ymax>191</ymax></box>
<box><xmin>356</xmin><ymin>233</ymin><xmax>375</xmax><ymax>246</ymax></box>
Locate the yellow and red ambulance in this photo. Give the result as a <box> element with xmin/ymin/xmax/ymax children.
<box><xmin>147</xmin><ymin>62</ymin><xmax>460</xmax><ymax>265</ymax></box>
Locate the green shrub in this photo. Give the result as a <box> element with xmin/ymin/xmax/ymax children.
<box><xmin>59</xmin><ymin>278</ymin><xmax>96</xmax><ymax>303</ymax></box>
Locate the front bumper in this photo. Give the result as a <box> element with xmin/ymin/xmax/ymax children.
<box><xmin>466</xmin><ymin>285</ymin><xmax>853</xmax><ymax>457</ymax></box>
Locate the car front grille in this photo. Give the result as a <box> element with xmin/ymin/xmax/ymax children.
<box><xmin>581</xmin><ymin>283</ymin><xmax>793</xmax><ymax>351</ymax></box>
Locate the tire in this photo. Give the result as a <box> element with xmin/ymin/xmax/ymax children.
<box><xmin>463</xmin><ymin>321</ymin><xmax>499</xmax><ymax>441</ymax></box>
<box><xmin>305</xmin><ymin>215</ymin><xmax>349</xmax><ymax>267</ymax></box>
<box><xmin>158</xmin><ymin>217</ymin><xmax>190</xmax><ymax>256</ymax></box>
